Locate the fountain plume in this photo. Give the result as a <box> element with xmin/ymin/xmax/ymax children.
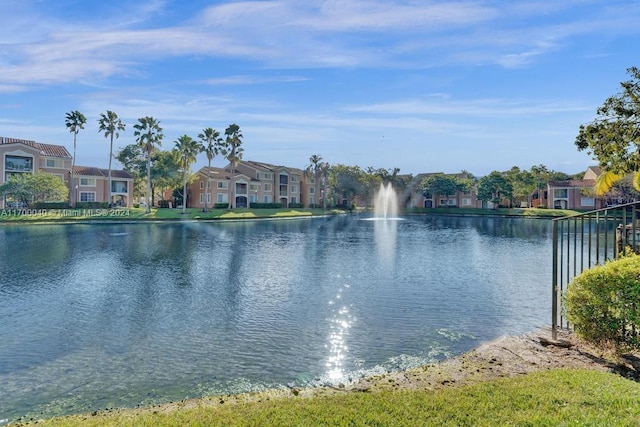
<box><xmin>374</xmin><ymin>183</ymin><xmax>399</xmax><ymax>219</ymax></box>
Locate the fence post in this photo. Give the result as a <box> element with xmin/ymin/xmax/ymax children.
<box><xmin>552</xmin><ymin>219</ymin><xmax>558</xmax><ymax>340</ymax></box>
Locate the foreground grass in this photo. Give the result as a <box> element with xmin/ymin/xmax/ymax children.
<box><xmin>32</xmin><ymin>369</ymin><xmax>640</xmax><ymax>426</ymax></box>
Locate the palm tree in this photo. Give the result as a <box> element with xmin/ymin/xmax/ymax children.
<box><xmin>133</xmin><ymin>116</ymin><xmax>163</xmax><ymax>214</ymax></box>
<box><xmin>198</xmin><ymin>127</ymin><xmax>222</xmax><ymax>212</ymax></box>
<box><xmin>174</xmin><ymin>135</ymin><xmax>204</xmax><ymax>214</ymax></box>
<box><xmin>97</xmin><ymin>111</ymin><xmax>126</xmax><ymax>207</ymax></box>
<box><xmin>319</xmin><ymin>161</ymin><xmax>330</xmax><ymax>210</ymax></box>
<box><xmin>220</xmin><ymin>124</ymin><xmax>244</xmax><ymax>208</ymax></box>
<box><xmin>306</xmin><ymin>154</ymin><xmax>323</xmax><ymax>207</ymax></box>
<box><xmin>65</xmin><ymin>110</ymin><xmax>87</xmax><ymax>208</ymax></box>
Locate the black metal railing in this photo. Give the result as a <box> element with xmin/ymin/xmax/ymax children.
<box><xmin>552</xmin><ymin>201</ymin><xmax>640</xmax><ymax>339</ymax></box>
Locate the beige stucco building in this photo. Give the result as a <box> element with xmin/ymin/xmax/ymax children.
<box><xmin>1</xmin><ymin>136</ymin><xmax>133</xmax><ymax>208</ymax></box>
<box><xmin>186</xmin><ymin>160</ymin><xmax>323</xmax><ymax>209</ymax></box>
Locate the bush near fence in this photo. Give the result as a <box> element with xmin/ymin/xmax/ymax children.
<box><xmin>565</xmin><ymin>254</ymin><xmax>640</xmax><ymax>350</ymax></box>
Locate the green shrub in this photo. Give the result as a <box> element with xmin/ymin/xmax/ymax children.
<box><xmin>249</xmin><ymin>203</ymin><xmax>283</xmax><ymax>209</ymax></box>
<box><xmin>32</xmin><ymin>202</ymin><xmax>69</xmax><ymax>209</ymax></box>
<box><xmin>565</xmin><ymin>254</ymin><xmax>640</xmax><ymax>349</ymax></box>
<box><xmin>214</xmin><ymin>203</ymin><xmax>230</xmax><ymax>209</ymax></box>
<box><xmin>288</xmin><ymin>203</ymin><xmax>304</xmax><ymax>208</ymax></box>
<box><xmin>75</xmin><ymin>202</ymin><xmax>109</xmax><ymax>209</ymax></box>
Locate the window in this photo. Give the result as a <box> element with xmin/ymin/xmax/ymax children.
<box><xmin>310</xmin><ymin>176</ymin><xmax>316</xmax><ymax>184</ymax></box>
<box><xmin>462</xmin><ymin>198</ymin><xmax>472</xmax><ymax>206</ymax></box>
<box><xmin>553</xmin><ymin>188</ymin><xmax>568</xmax><ymax>198</ymax></box>
<box><xmin>199</xmin><ymin>181</ymin><xmax>204</xmax><ymax>189</ymax></box>
<box><xmin>263</xmin><ymin>195</ymin><xmax>271</xmax><ymax>203</ymax></box>
<box><xmin>310</xmin><ymin>196</ymin><xmax>315</xmax><ymax>204</ymax></box>
<box><xmin>439</xmin><ymin>199</ymin><xmax>448</xmax><ymax>206</ymax></box>
<box><xmin>310</xmin><ymin>187</ymin><xmax>315</xmax><ymax>194</ymax></box>
<box><xmin>217</xmin><ymin>193</ymin><xmax>228</xmax><ymax>203</ymax></box>
<box><xmin>279</xmin><ymin>174</ymin><xmax>288</xmax><ymax>185</ymax></box>
<box><xmin>46</xmin><ymin>159</ymin><xmax>55</xmax><ymax>167</ymax></box>
<box><xmin>291</xmin><ymin>185</ymin><xmax>298</xmax><ymax>193</ymax></box>
<box><xmin>291</xmin><ymin>197</ymin><xmax>297</xmax><ymax>204</ymax></box>
<box><xmin>581</xmin><ymin>197</ymin><xmax>595</xmax><ymax>207</ymax></box>
<box><xmin>199</xmin><ymin>193</ymin><xmax>204</xmax><ymax>204</ymax></box>
<box><xmin>263</xmin><ymin>172</ymin><xmax>273</xmax><ymax>180</ymax></box>
<box><xmin>250</xmin><ymin>194</ymin><xmax>257</xmax><ymax>203</ymax></box>
<box><xmin>5</xmin><ymin>155</ymin><xmax>33</xmax><ymax>172</ymax></box>
<box><xmin>111</xmin><ymin>181</ymin><xmax>128</xmax><ymax>193</ymax></box>
<box><xmin>80</xmin><ymin>192</ymin><xmax>96</xmax><ymax>202</ymax></box>
<box><xmin>291</xmin><ymin>175</ymin><xmax>298</xmax><ymax>182</ymax></box>
<box><xmin>217</xmin><ymin>181</ymin><xmax>228</xmax><ymax>189</ymax></box>
<box><xmin>264</xmin><ymin>183</ymin><xmax>272</xmax><ymax>192</ymax></box>
<box><xmin>80</xmin><ymin>178</ymin><xmax>96</xmax><ymax>186</ymax></box>
<box><xmin>250</xmin><ymin>184</ymin><xmax>259</xmax><ymax>192</ymax></box>
<box><xmin>207</xmin><ymin>193</ymin><xmax>211</xmax><ymax>203</ymax></box>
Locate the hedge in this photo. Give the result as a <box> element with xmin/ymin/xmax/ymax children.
<box><xmin>565</xmin><ymin>254</ymin><xmax>640</xmax><ymax>350</ymax></box>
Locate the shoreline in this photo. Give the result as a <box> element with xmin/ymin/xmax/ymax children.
<box><xmin>14</xmin><ymin>327</ymin><xmax>632</xmax><ymax>425</ymax></box>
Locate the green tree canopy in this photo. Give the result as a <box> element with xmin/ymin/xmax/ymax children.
<box><xmin>419</xmin><ymin>174</ymin><xmax>462</xmax><ymax>198</ymax></box>
<box><xmin>477</xmin><ymin>171</ymin><xmax>513</xmax><ymax>208</ymax></box>
<box><xmin>329</xmin><ymin>164</ymin><xmax>364</xmax><ymax>207</ymax></box>
<box><xmin>0</xmin><ymin>171</ymin><xmax>68</xmax><ymax>207</ymax></box>
<box><xmin>576</xmin><ymin>66</ymin><xmax>640</xmax><ymax>194</ymax></box>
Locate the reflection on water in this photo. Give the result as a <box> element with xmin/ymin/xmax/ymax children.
<box><xmin>373</xmin><ymin>218</ymin><xmax>399</xmax><ymax>268</ymax></box>
<box><xmin>0</xmin><ymin>216</ymin><xmax>553</xmax><ymax>422</ymax></box>
<box><xmin>326</xmin><ymin>284</ymin><xmax>352</xmax><ymax>382</ymax></box>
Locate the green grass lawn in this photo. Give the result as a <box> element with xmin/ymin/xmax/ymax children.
<box><xmin>0</xmin><ymin>207</ymin><xmax>336</xmax><ymax>223</ymax></box>
<box><xmin>31</xmin><ymin>369</ymin><xmax>640</xmax><ymax>426</ymax></box>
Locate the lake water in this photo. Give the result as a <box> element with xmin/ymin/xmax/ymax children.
<box><xmin>0</xmin><ymin>215</ymin><xmax>552</xmax><ymax>422</ymax></box>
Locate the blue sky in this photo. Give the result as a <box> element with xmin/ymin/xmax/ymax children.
<box><xmin>1</xmin><ymin>0</ymin><xmax>639</xmax><ymax>177</ymax></box>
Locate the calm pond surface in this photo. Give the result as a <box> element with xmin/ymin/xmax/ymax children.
<box><xmin>0</xmin><ymin>215</ymin><xmax>552</xmax><ymax>422</ymax></box>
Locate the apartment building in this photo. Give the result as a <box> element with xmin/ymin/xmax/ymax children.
<box><xmin>71</xmin><ymin>166</ymin><xmax>134</xmax><ymax>207</ymax></box>
<box><xmin>406</xmin><ymin>172</ymin><xmax>482</xmax><ymax>209</ymax></box>
<box><xmin>0</xmin><ymin>136</ymin><xmax>132</xmax><ymax>207</ymax></box>
<box><xmin>186</xmin><ymin>160</ymin><xmax>318</xmax><ymax>209</ymax></box>
<box><xmin>545</xmin><ymin>167</ymin><xmax>604</xmax><ymax>210</ymax></box>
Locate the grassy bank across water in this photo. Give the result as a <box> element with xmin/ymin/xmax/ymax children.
<box><xmin>0</xmin><ymin>207</ymin><xmax>338</xmax><ymax>223</ymax></box>
<box><xmin>0</xmin><ymin>206</ymin><xmax>577</xmax><ymax>224</ymax></box>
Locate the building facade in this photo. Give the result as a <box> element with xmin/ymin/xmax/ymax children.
<box><xmin>186</xmin><ymin>160</ymin><xmax>319</xmax><ymax>209</ymax></box>
<box><xmin>71</xmin><ymin>166</ymin><xmax>134</xmax><ymax>207</ymax></box>
<box><xmin>545</xmin><ymin>167</ymin><xmax>604</xmax><ymax>210</ymax></box>
<box><xmin>1</xmin><ymin>136</ymin><xmax>132</xmax><ymax>208</ymax></box>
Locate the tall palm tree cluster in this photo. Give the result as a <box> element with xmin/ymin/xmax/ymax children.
<box><xmin>65</xmin><ymin>109</ymin><xmax>243</xmax><ymax>212</ymax></box>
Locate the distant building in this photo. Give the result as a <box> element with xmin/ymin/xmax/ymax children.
<box><xmin>405</xmin><ymin>172</ymin><xmax>482</xmax><ymax>209</ymax></box>
<box><xmin>545</xmin><ymin>166</ymin><xmax>604</xmax><ymax>210</ymax></box>
<box><xmin>0</xmin><ymin>136</ymin><xmax>132</xmax><ymax>207</ymax></box>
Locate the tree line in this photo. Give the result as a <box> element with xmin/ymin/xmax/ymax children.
<box><xmin>4</xmin><ymin>65</ymin><xmax>638</xmax><ymax>210</ymax></box>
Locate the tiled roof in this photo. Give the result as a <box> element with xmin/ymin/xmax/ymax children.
<box><xmin>548</xmin><ymin>179</ymin><xmax>595</xmax><ymax>188</ymax></box>
<box><xmin>0</xmin><ymin>137</ymin><xmax>71</xmax><ymax>158</ymax></box>
<box><xmin>197</xmin><ymin>166</ymin><xmax>231</xmax><ymax>179</ymax></box>
<box><xmin>73</xmin><ymin>165</ymin><xmax>133</xmax><ymax>179</ymax></box>
<box><xmin>244</xmin><ymin>160</ymin><xmax>303</xmax><ymax>174</ymax></box>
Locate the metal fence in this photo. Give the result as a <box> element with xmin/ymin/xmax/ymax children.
<box><xmin>551</xmin><ymin>201</ymin><xmax>640</xmax><ymax>339</ymax></box>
